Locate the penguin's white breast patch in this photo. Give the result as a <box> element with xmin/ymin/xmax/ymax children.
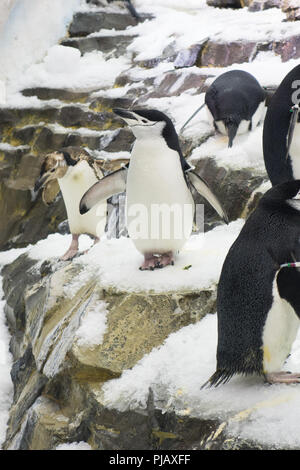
<box><xmin>289</xmin><ymin>122</ymin><xmax>300</xmax><ymax>179</ymax></box>
<box><xmin>262</xmin><ymin>276</ymin><xmax>300</xmax><ymax>374</ymax></box>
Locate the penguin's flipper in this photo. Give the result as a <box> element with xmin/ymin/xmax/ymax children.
<box><xmin>285</xmin><ymin>104</ymin><xmax>299</xmax><ymax>160</ymax></box>
<box><xmin>180</xmin><ymin>102</ymin><xmax>206</xmax><ymax>134</ymax></box>
<box><xmin>42</xmin><ymin>180</ymin><xmax>60</xmax><ymax>206</ymax></box>
<box><xmin>125</xmin><ymin>0</ymin><xmax>140</xmax><ymax>20</ymax></box>
<box><xmin>187</xmin><ymin>170</ymin><xmax>229</xmax><ymax>224</ymax></box>
<box><xmin>80</xmin><ymin>167</ymin><xmax>127</xmax><ymax>214</ymax></box>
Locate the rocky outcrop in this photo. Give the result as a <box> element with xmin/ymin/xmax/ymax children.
<box><xmin>2</xmin><ymin>251</ymin><xmax>220</xmax><ymax>450</ymax></box>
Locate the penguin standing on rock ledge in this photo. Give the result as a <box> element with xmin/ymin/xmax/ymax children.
<box><xmin>80</xmin><ymin>108</ymin><xmax>228</xmax><ymax>270</ymax></box>
<box><xmin>34</xmin><ymin>147</ymin><xmax>107</xmax><ymax>261</ymax></box>
<box><xmin>204</xmin><ymin>180</ymin><xmax>300</xmax><ymax>387</ymax></box>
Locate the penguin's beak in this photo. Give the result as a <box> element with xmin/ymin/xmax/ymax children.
<box><xmin>225</xmin><ymin>121</ymin><xmax>238</xmax><ymax>148</ymax></box>
<box><xmin>113</xmin><ymin>108</ymin><xmax>138</xmax><ymax>121</ymax></box>
<box><xmin>34</xmin><ymin>172</ymin><xmax>53</xmax><ymax>192</ymax></box>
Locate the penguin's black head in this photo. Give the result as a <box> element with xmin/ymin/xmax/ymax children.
<box><xmin>261</xmin><ymin>180</ymin><xmax>300</xmax><ymax>215</ymax></box>
<box><xmin>113</xmin><ymin>107</ymin><xmax>182</xmax><ymax>154</ymax></box>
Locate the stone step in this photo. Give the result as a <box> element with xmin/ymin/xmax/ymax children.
<box><xmin>8</xmin><ymin>121</ymin><xmax>132</xmax><ymax>155</ymax></box>
<box><xmin>22</xmin><ymin>88</ymin><xmax>91</xmax><ymax>103</ymax></box>
<box><xmin>0</xmin><ymin>105</ymin><xmax>121</xmax><ymax>136</ymax></box>
<box><xmin>61</xmin><ymin>34</ymin><xmax>136</xmax><ymax>56</ymax></box>
<box><xmin>68</xmin><ymin>11</ymin><xmax>139</xmax><ymax>37</ymax></box>
<box><xmin>200</xmin><ymin>35</ymin><xmax>300</xmax><ymax>66</ymax></box>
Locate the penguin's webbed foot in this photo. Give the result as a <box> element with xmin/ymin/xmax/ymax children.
<box><xmin>60</xmin><ymin>248</ymin><xmax>79</xmax><ymax>261</ymax></box>
<box><xmin>139</xmin><ymin>252</ymin><xmax>174</xmax><ymax>271</ymax></box>
<box><xmin>60</xmin><ymin>234</ymin><xmax>79</xmax><ymax>261</ymax></box>
<box><xmin>265</xmin><ymin>371</ymin><xmax>300</xmax><ymax>385</ymax></box>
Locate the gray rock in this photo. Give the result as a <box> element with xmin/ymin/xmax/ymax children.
<box><xmin>69</xmin><ymin>12</ymin><xmax>139</xmax><ymax>37</ymax></box>
<box><xmin>61</xmin><ymin>35</ymin><xmax>136</xmax><ymax>56</ymax></box>
<box><xmin>207</xmin><ymin>0</ymin><xmax>243</xmax><ymax>7</ymax></box>
<box><xmin>248</xmin><ymin>0</ymin><xmax>282</xmax><ymax>11</ymax></box>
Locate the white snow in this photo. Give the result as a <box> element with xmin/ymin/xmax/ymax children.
<box><xmin>75</xmin><ymin>299</ymin><xmax>108</xmax><ymax>347</ymax></box>
<box><xmin>0</xmin><ymin>0</ymin><xmax>82</xmax><ymax>97</ymax></box>
<box><xmin>20</xmin><ymin>49</ymin><xmax>131</xmax><ymax>93</ymax></box>
<box><xmin>56</xmin><ymin>441</ymin><xmax>91</xmax><ymax>450</ymax></box>
<box><xmin>28</xmin><ymin>220</ymin><xmax>244</xmax><ymax>294</ymax></box>
<box><xmin>131</xmin><ymin>1</ymin><xmax>299</xmax><ymax>60</ymax></box>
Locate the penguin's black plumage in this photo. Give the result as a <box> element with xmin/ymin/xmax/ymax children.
<box><xmin>206</xmin><ymin>180</ymin><xmax>300</xmax><ymax>387</ymax></box>
<box><xmin>205</xmin><ymin>70</ymin><xmax>266</xmax><ymax>147</ymax></box>
<box><xmin>263</xmin><ymin>64</ymin><xmax>300</xmax><ymax>186</ymax></box>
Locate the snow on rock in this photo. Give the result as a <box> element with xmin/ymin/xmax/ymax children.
<box><xmin>20</xmin><ymin>49</ymin><xmax>131</xmax><ymax>93</ymax></box>
<box><xmin>28</xmin><ymin>219</ymin><xmax>244</xmax><ymax>293</ymax></box>
<box><xmin>0</xmin><ymin>0</ymin><xmax>82</xmax><ymax>95</ymax></box>
<box><xmin>75</xmin><ymin>298</ymin><xmax>108</xmax><ymax>347</ymax></box>
<box><xmin>56</xmin><ymin>441</ymin><xmax>92</xmax><ymax>450</ymax></box>
<box><xmin>131</xmin><ymin>1</ymin><xmax>299</xmax><ymax>60</ymax></box>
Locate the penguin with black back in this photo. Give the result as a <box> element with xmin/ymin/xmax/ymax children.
<box><xmin>263</xmin><ymin>64</ymin><xmax>300</xmax><ymax>186</ymax></box>
<box><xmin>205</xmin><ymin>70</ymin><xmax>267</xmax><ymax>147</ymax></box>
<box><xmin>80</xmin><ymin>108</ymin><xmax>228</xmax><ymax>270</ymax></box>
<box><xmin>204</xmin><ymin>180</ymin><xmax>300</xmax><ymax>387</ymax></box>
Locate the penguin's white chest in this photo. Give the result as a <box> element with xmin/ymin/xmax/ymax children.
<box><xmin>289</xmin><ymin>122</ymin><xmax>300</xmax><ymax>178</ymax></box>
<box><xmin>126</xmin><ymin>139</ymin><xmax>194</xmax><ymax>255</ymax></box>
<box><xmin>58</xmin><ymin>161</ymin><xmax>106</xmax><ymax>237</ymax></box>
<box><xmin>262</xmin><ymin>276</ymin><xmax>300</xmax><ymax>374</ymax></box>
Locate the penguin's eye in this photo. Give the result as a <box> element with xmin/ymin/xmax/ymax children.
<box><xmin>141</xmin><ymin>119</ymin><xmax>148</xmax><ymax>123</ymax></box>
<box><xmin>50</xmin><ymin>168</ymin><xmax>55</xmax><ymax>172</ymax></box>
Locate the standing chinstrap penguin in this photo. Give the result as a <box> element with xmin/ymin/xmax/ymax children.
<box><xmin>205</xmin><ymin>70</ymin><xmax>266</xmax><ymax>147</ymax></box>
<box><xmin>80</xmin><ymin>108</ymin><xmax>228</xmax><ymax>270</ymax></box>
<box><xmin>34</xmin><ymin>147</ymin><xmax>107</xmax><ymax>260</ymax></box>
<box><xmin>263</xmin><ymin>64</ymin><xmax>300</xmax><ymax>186</ymax></box>
<box><xmin>204</xmin><ymin>180</ymin><xmax>300</xmax><ymax>387</ymax></box>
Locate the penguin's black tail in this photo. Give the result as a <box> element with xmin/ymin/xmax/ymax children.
<box><xmin>201</xmin><ymin>369</ymin><xmax>234</xmax><ymax>389</ymax></box>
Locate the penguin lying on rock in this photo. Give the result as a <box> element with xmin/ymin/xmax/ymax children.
<box><xmin>181</xmin><ymin>70</ymin><xmax>267</xmax><ymax>147</ymax></box>
<box><xmin>80</xmin><ymin>108</ymin><xmax>228</xmax><ymax>270</ymax></box>
<box><xmin>263</xmin><ymin>64</ymin><xmax>300</xmax><ymax>186</ymax></box>
<box><xmin>34</xmin><ymin>147</ymin><xmax>107</xmax><ymax>261</ymax></box>
<box><xmin>205</xmin><ymin>180</ymin><xmax>300</xmax><ymax>387</ymax></box>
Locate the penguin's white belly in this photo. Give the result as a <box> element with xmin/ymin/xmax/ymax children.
<box><xmin>126</xmin><ymin>140</ymin><xmax>194</xmax><ymax>255</ymax></box>
<box><xmin>289</xmin><ymin>122</ymin><xmax>300</xmax><ymax>178</ymax></box>
<box><xmin>262</xmin><ymin>276</ymin><xmax>300</xmax><ymax>374</ymax></box>
<box><xmin>58</xmin><ymin>161</ymin><xmax>106</xmax><ymax>237</ymax></box>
